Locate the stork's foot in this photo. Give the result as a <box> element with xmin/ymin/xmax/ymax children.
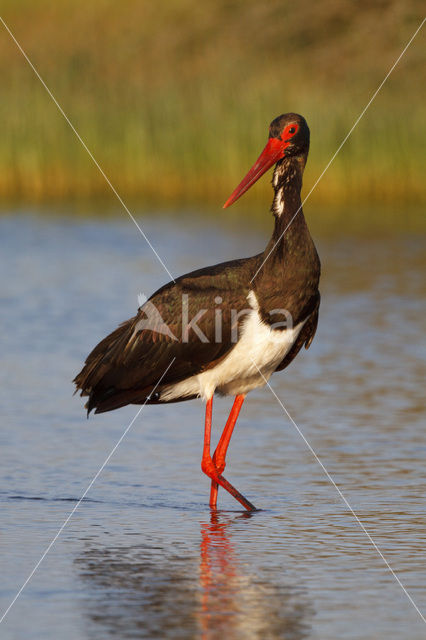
<box><xmin>201</xmin><ymin>457</ymin><xmax>256</xmax><ymax>512</ymax></box>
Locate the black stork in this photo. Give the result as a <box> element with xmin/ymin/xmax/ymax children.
<box><xmin>74</xmin><ymin>113</ymin><xmax>321</xmax><ymax>511</ymax></box>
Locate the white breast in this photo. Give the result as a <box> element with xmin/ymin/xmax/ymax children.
<box><xmin>160</xmin><ymin>291</ymin><xmax>306</xmax><ymax>402</ymax></box>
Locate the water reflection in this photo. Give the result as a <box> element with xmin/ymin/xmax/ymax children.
<box><xmin>75</xmin><ymin>511</ymin><xmax>312</xmax><ymax>639</ymax></box>
<box><xmin>198</xmin><ymin>511</ymin><xmax>311</xmax><ymax>639</ymax></box>
<box><xmin>76</xmin><ymin>538</ymin><xmax>200</xmax><ymax>638</ymax></box>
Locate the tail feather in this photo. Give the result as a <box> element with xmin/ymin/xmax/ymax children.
<box><xmin>74</xmin><ymin>316</ymin><xmax>139</xmax><ymax>414</ymax></box>
<box><xmin>87</xmin><ymin>385</ymin><xmax>158</xmax><ymax>415</ymax></box>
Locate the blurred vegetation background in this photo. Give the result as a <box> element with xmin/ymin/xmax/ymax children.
<box><xmin>0</xmin><ymin>0</ymin><xmax>424</xmax><ymax>224</ymax></box>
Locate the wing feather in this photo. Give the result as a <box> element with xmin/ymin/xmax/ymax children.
<box><xmin>74</xmin><ymin>256</ymin><xmax>259</xmax><ymax>412</ymax></box>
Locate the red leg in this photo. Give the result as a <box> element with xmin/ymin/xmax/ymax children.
<box><xmin>210</xmin><ymin>395</ymin><xmax>245</xmax><ymax>507</ymax></box>
<box><xmin>201</xmin><ymin>396</ymin><xmax>255</xmax><ymax>512</ymax></box>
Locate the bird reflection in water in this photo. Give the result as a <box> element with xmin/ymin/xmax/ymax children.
<box><xmin>75</xmin><ymin>511</ymin><xmax>311</xmax><ymax>639</ymax></box>
<box><xmin>199</xmin><ymin>510</ymin><xmax>248</xmax><ymax>636</ymax></box>
<box><xmin>198</xmin><ymin>510</ymin><xmax>311</xmax><ymax>640</ymax></box>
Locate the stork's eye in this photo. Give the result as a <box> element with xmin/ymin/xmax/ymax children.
<box><xmin>288</xmin><ymin>126</ymin><xmax>296</xmax><ymax>134</ymax></box>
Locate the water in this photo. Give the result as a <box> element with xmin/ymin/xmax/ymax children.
<box><xmin>0</xmin><ymin>210</ymin><xmax>425</xmax><ymax>639</ymax></box>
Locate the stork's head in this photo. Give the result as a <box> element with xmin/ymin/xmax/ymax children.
<box><xmin>223</xmin><ymin>113</ymin><xmax>310</xmax><ymax>208</ymax></box>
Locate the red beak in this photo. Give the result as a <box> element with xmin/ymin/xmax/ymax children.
<box><xmin>223</xmin><ymin>137</ymin><xmax>287</xmax><ymax>208</ymax></box>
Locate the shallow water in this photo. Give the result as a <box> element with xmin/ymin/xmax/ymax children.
<box><xmin>0</xmin><ymin>210</ymin><xmax>425</xmax><ymax>639</ymax></box>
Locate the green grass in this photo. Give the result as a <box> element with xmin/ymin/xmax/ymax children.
<box><xmin>0</xmin><ymin>0</ymin><xmax>425</xmax><ymax>222</ymax></box>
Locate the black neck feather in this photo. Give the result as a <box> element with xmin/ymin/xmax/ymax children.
<box><xmin>266</xmin><ymin>154</ymin><xmax>308</xmax><ymax>253</ymax></box>
<box><xmin>253</xmin><ymin>151</ymin><xmax>320</xmax><ymax>323</ymax></box>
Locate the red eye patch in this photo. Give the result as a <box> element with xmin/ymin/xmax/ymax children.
<box><xmin>281</xmin><ymin>123</ymin><xmax>299</xmax><ymax>140</ymax></box>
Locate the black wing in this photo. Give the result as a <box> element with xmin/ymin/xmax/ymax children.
<box><xmin>74</xmin><ymin>255</ymin><xmax>261</xmax><ymax>413</ymax></box>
